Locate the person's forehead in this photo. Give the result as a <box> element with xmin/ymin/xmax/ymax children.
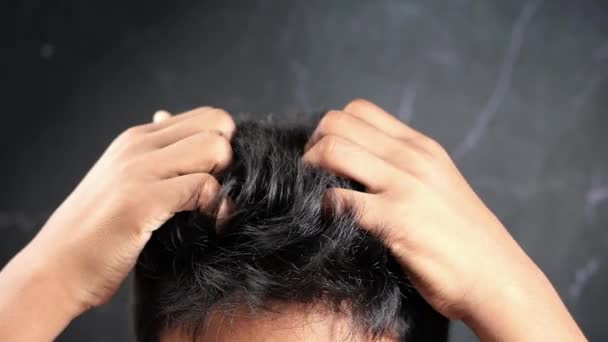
<box><xmin>160</xmin><ymin>303</ymin><xmax>399</xmax><ymax>342</ymax></box>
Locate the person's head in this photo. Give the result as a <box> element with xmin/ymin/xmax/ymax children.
<box><xmin>134</xmin><ymin>119</ymin><xmax>448</xmax><ymax>341</ymax></box>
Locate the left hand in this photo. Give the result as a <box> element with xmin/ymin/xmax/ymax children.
<box><xmin>303</xmin><ymin>99</ymin><xmax>586</xmax><ymax>341</ymax></box>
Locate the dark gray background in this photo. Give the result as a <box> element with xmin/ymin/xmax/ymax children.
<box><xmin>2</xmin><ymin>0</ymin><xmax>607</xmax><ymax>340</ymax></box>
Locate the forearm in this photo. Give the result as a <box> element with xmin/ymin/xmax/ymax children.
<box><xmin>0</xmin><ymin>241</ymin><xmax>85</xmax><ymax>341</ymax></box>
<box><xmin>464</xmin><ymin>266</ymin><xmax>586</xmax><ymax>341</ymax></box>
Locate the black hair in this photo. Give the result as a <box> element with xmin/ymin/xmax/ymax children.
<box><xmin>134</xmin><ymin>118</ymin><xmax>448</xmax><ymax>341</ymax></box>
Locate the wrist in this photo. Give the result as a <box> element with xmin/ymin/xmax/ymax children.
<box><xmin>26</xmin><ymin>240</ymin><xmax>90</xmax><ymax>316</ymax></box>
<box><xmin>0</xmin><ymin>236</ymin><xmax>89</xmax><ymax>340</ymax></box>
<box><xmin>25</xmin><ymin>227</ymin><xmax>94</xmax><ymax>316</ymax></box>
<box><xmin>462</xmin><ymin>267</ymin><xmax>586</xmax><ymax>341</ymax></box>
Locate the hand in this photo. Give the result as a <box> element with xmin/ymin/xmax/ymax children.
<box><xmin>304</xmin><ymin>99</ymin><xmax>586</xmax><ymax>341</ymax></box>
<box><xmin>0</xmin><ymin>107</ymin><xmax>235</xmax><ymax>341</ymax></box>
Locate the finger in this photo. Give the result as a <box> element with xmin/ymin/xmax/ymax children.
<box><xmin>152</xmin><ymin>110</ymin><xmax>172</xmax><ymax>123</ymax></box>
<box><xmin>343</xmin><ymin>99</ymin><xmax>423</xmax><ymax>141</ymax></box>
<box><xmin>324</xmin><ymin>188</ymin><xmax>388</xmax><ymax>236</ymax></box>
<box><xmin>135</xmin><ymin>108</ymin><xmax>214</xmax><ymax>133</ymax></box>
<box><xmin>149</xmin><ymin>131</ymin><xmax>232</xmax><ymax>178</ymax></box>
<box><xmin>157</xmin><ymin>173</ymin><xmax>231</xmax><ymax>217</ymax></box>
<box><xmin>150</xmin><ymin>106</ymin><xmax>232</xmax><ymax>131</ymax></box>
<box><xmin>148</xmin><ymin>107</ymin><xmax>236</xmax><ymax>148</ymax></box>
<box><xmin>303</xmin><ymin>135</ymin><xmax>404</xmax><ymax>193</ymax></box>
<box><xmin>305</xmin><ymin>110</ymin><xmax>424</xmax><ymax>172</ymax></box>
<box><xmin>149</xmin><ymin>106</ymin><xmax>214</xmax><ymax>129</ymax></box>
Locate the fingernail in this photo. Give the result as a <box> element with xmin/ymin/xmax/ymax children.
<box><xmin>153</xmin><ymin>110</ymin><xmax>172</xmax><ymax>123</ymax></box>
<box><xmin>215</xmin><ymin>198</ymin><xmax>234</xmax><ymax>230</ymax></box>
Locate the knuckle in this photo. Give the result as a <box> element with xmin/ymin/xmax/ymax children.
<box><xmin>417</xmin><ymin>135</ymin><xmax>446</xmax><ymax>156</ymax></box>
<box><xmin>198</xmin><ymin>174</ymin><xmax>220</xmax><ymax>200</ymax></box>
<box><xmin>316</xmin><ymin>135</ymin><xmax>342</xmax><ymax>161</ymax></box>
<box><xmin>120</xmin><ymin>125</ymin><xmax>146</xmax><ymax>140</ymax></box>
<box><xmin>344</xmin><ymin>98</ymin><xmax>371</xmax><ymax>112</ymax></box>
<box><xmin>188</xmin><ymin>106</ymin><xmax>214</xmax><ymax>117</ymax></box>
<box><xmin>208</xmin><ymin>134</ymin><xmax>233</xmax><ymax>167</ymax></box>
<box><xmin>319</xmin><ymin>110</ymin><xmax>348</xmax><ymax>133</ymax></box>
<box><xmin>209</xmin><ymin>108</ymin><xmax>236</xmax><ymax>135</ymax></box>
<box><xmin>114</xmin><ymin>125</ymin><xmax>148</xmax><ymax>149</ymax></box>
<box><xmin>187</xmin><ymin>174</ymin><xmax>221</xmax><ymax>211</ymax></box>
<box><xmin>187</xmin><ymin>106</ymin><xmax>213</xmax><ymax>121</ymax></box>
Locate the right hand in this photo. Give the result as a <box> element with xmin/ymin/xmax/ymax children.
<box><xmin>304</xmin><ymin>99</ymin><xmax>586</xmax><ymax>341</ymax></box>
<box><xmin>20</xmin><ymin>107</ymin><xmax>235</xmax><ymax>311</ymax></box>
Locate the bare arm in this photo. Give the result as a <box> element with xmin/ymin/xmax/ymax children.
<box><xmin>303</xmin><ymin>99</ymin><xmax>586</xmax><ymax>341</ymax></box>
<box><xmin>0</xmin><ymin>108</ymin><xmax>235</xmax><ymax>341</ymax></box>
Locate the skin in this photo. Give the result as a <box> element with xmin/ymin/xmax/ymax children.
<box><xmin>162</xmin><ymin>303</ymin><xmax>398</xmax><ymax>342</ymax></box>
<box><xmin>0</xmin><ymin>100</ymin><xmax>586</xmax><ymax>341</ymax></box>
